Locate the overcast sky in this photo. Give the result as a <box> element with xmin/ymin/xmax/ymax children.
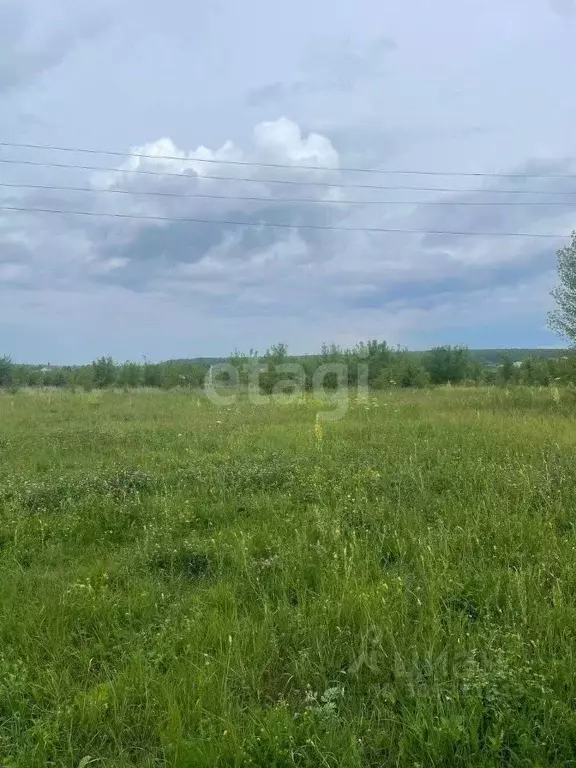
<box><xmin>1</xmin><ymin>0</ymin><xmax>576</xmax><ymax>362</ymax></box>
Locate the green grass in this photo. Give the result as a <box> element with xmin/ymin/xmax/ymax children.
<box><xmin>2</xmin><ymin>386</ymin><xmax>576</xmax><ymax>766</ymax></box>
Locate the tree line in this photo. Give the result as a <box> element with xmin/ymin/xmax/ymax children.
<box><xmin>1</xmin><ymin>344</ymin><xmax>575</xmax><ymax>392</ymax></box>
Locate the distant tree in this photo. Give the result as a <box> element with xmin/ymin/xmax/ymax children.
<box><xmin>118</xmin><ymin>362</ymin><xmax>142</xmax><ymax>389</ymax></box>
<box><xmin>259</xmin><ymin>343</ymin><xmax>290</xmax><ymax>394</ymax></box>
<box><xmin>425</xmin><ymin>346</ymin><xmax>470</xmax><ymax>385</ymax></box>
<box><xmin>92</xmin><ymin>356</ymin><xmax>116</xmax><ymax>389</ymax></box>
<box><xmin>143</xmin><ymin>363</ymin><xmax>164</xmax><ymax>388</ymax></box>
<box><xmin>482</xmin><ymin>367</ymin><xmax>499</xmax><ymax>386</ymax></box>
<box><xmin>228</xmin><ymin>348</ymin><xmax>260</xmax><ymax>388</ymax></box>
<box><xmin>498</xmin><ymin>354</ymin><xmax>516</xmax><ymax>385</ymax></box>
<box><xmin>519</xmin><ymin>357</ymin><xmax>537</xmax><ymax>386</ymax></box>
<box><xmin>468</xmin><ymin>359</ymin><xmax>483</xmax><ymax>385</ymax></box>
<box><xmin>25</xmin><ymin>368</ymin><xmax>43</xmax><ymax>387</ymax></box>
<box><xmin>549</xmin><ymin>231</ymin><xmax>576</xmax><ymax>344</ymax></box>
<box><xmin>361</xmin><ymin>340</ymin><xmax>392</xmax><ymax>386</ymax></box>
<box><xmin>49</xmin><ymin>369</ymin><xmax>68</xmax><ymax>388</ymax></box>
<box><xmin>392</xmin><ymin>357</ymin><xmax>429</xmax><ymax>388</ymax></box>
<box><xmin>265</xmin><ymin>343</ymin><xmax>288</xmax><ymax>365</ymax></box>
<box><xmin>0</xmin><ymin>355</ymin><xmax>13</xmax><ymax>387</ymax></box>
<box><xmin>518</xmin><ymin>356</ymin><xmax>553</xmax><ymax>386</ymax></box>
<box><xmin>75</xmin><ymin>367</ymin><xmax>95</xmax><ymax>392</ymax></box>
<box><xmin>320</xmin><ymin>343</ymin><xmax>343</xmax><ymax>363</ymax></box>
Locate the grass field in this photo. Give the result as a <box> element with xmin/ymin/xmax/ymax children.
<box><xmin>2</xmin><ymin>387</ymin><xmax>576</xmax><ymax>767</ymax></box>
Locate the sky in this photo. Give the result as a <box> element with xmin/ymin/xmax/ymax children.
<box><xmin>1</xmin><ymin>0</ymin><xmax>576</xmax><ymax>363</ymax></box>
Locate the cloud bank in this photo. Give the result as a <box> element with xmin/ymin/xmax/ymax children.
<box><xmin>0</xmin><ymin>115</ymin><xmax>572</xmax><ymax>361</ymax></box>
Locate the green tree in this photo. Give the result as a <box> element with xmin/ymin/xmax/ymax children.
<box><xmin>74</xmin><ymin>366</ymin><xmax>95</xmax><ymax>392</ymax></box>
<box><xmin>391</xmin><ymin>357</ymin><xmax>429</xmax><ymax>388</ymax></box>
<box><xmin>118</xmin><ymin>362</ymin><xmax>142</xmax><ymax>389</ymax></box>
<box><xmin>92</xmin><ymin>357</ymin><xmax>117</xmax><ymax>389</ymax></box>
<box><xmin>47</xmin><ymin>369</ymin><xmax>68</xmax><ymax>388</ymax></box>
<box><xmin>228</xmin><ymin>348</ymin><xmax>260</xmax><ymax>389</ymax></box>
<box><xmin>25</xmin><ymin>368</ymin><xmax>43</xmax><ymax>387</ymax></box>
<box><xmin>498</xmin><ymin>354</ymin><xmax>516</xmax><ymax>385</ymax></box>
<box><xmin>0</xmin><ymin>355</ymin><xmax>13</xmax><ymax>387</ymax></box>
<box><xmin>468</xmin><ymin>359</ymin><xmax>483</xmax><ymax>385</ymax></box>
<box><xmin>143</xmin><ymin>363</ymin><xmax>164</xmax><ymax>388</ymax></box>
<box><xmin>260</xmin><ymin>343</ymin><xmax>290</xmax><ymax>394</ymax></box>
<box><xmin>357</xmin><ymin>340</ymin><xmax>392</xmax><ymax>386</ymax></box>
<box><xmin>549</xmin><ymin>231</ymin><xmax>576</xmax><ymax>344</ymax></box>
<box><xmin>265</xmin><ymin>343</ymin><xmax>288</xmax><ymax>366</ymax></box>
<box><xmin>425</xmin><ymin>346</ymin><xmax>470</xmax><ymax>385</ymax></box>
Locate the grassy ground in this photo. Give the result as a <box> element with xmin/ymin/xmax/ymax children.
<box><xmin>2</xmin><ymin>387</ymin><xmax>576</xmax><ymax>766</ymax></box>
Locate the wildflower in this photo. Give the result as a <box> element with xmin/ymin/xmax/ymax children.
<box><xmin>552</xmin><ymin>386</ymin><xmax>561</xmax><ymax>405</ymax></box>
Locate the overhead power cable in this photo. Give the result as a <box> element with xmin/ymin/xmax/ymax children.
<box><xmin>0</xmin><ymin>138</ymin><xmax>575</xmax><ymax>179</ymax></box>
<box><xmin>2</xmin><ymin>180</ymin><xmax>576</xmax><ymax>206</ymax></box>
<box><xmin>0</xmin><ymin>203</ymin><xmax>570</xmax><ymax>239</ymax></box>
<box><xmin>1</xmin><ymin>157</ymin><xmax>576</xmax><ymax>197</ymax></box>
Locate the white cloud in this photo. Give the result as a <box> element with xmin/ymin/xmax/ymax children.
<box><xmin>252</xmin><ymin>118</ymin><xmax>340</xmax><ymax>167</ymax></box>
<box><xmin>0</xmin><ymin>116</ymin><xmax>570</xmax><ymax>359</ymax></box>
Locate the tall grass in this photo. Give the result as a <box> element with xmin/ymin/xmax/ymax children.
<box><xmin>1</xmin><ymin>387</ymin><xmax>576</xmax><ymax>766</ymax></box>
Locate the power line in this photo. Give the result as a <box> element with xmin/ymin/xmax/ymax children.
<box><xmin>1</xmin><ymin>156</ymin><xmax>576</xmax><ymax>196</ymax></box>
<box><xmin>0</xmin><ymin>203</ymin><xmax>570</xmax><ymax>239</ymax></box>
<box><xmin>1</xmin><ymin>138</ymin><xmax>575</xmax><ymax>180</ymax></box>
<box><xmin>3</xmin><ymin>180</ymin><xmax>576</xmax><ymax>206</ymax></box>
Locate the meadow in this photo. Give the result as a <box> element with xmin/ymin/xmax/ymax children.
<box><xmin>1</xmin><ymin>387</ymin><xmax>576</xmax><ymax>766</ymax></box>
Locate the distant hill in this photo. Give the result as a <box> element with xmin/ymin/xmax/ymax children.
<box><xmin>466</xmin><ymin>349</ymin><xmax>568</xmax><ymax>366</ymax></box>
<box><xmin>164</xmin><ymin>358</ymin><xmax>227</xmax><ymax>366</ymax></box>
<box><xmin>164</xmin><ymin>350</ymin><xmax>569</xmax><ymax>368</ymax></box>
